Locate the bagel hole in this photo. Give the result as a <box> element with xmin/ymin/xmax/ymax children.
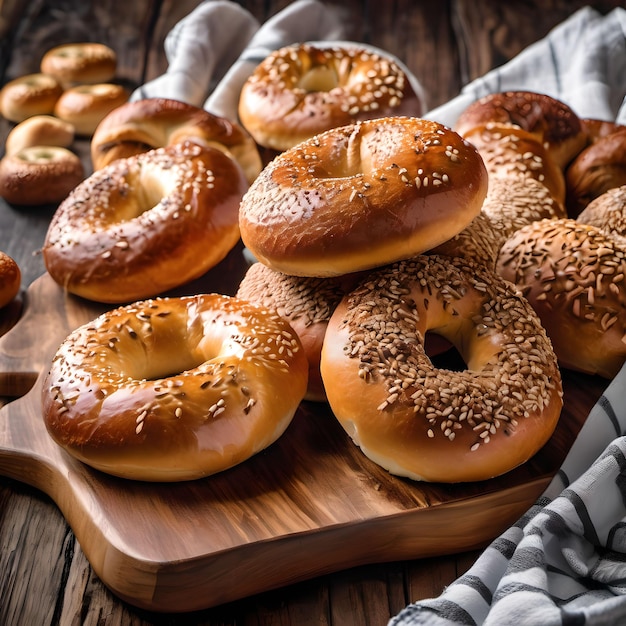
<box><xmin>297</xmin><ymin>65</ymin><xmax>338</xmax><ymax>92</ymax></box>
<box><xmin>425</xmin><ymin>332</ymin><xmax>468</xmax><ymax>372</ymax></box>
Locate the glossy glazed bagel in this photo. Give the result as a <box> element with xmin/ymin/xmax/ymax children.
<box><xmin>320</xmin><ymin>254</ymin><xmax>563</xmax><ymax>483</ymax></box>
<box><xmin>455</xmin><ymin>90</ymin><xmax>587</xmax><ymax>169</ymax></box>
<box><xmin>0</xmin><ymin>73</ymin><xmax>63</xmax><ymax>123</ymax></box>
<box><xmin>90</xmin><ymin>97</ymin><xmax>262</xmax><ymax>184</ymax></box>
<box><xmin>40</xmin><ymin>42</ymin><xmax>117</xmax><ymax>87</ymax></box>
<box><xmin>54</xmin><ymin>83</ymin><xmax>129</xmax><ymax>136</ymax></box>
<box><xmin>239</xmin><ymin>116</ymin><xmax>488</xmax><ymax>277</ymax></box>
<box><xmin>0</xmin><ymin>251</ymin><xmax>20</xmax><ymax>308</ymax></box>
<box><xmin>43</xmin><ymin>141</ymin><xmax>247</xmax><ymax>303</ymax></box>
<box><xmin>238</xmin><ymin>42</ymin><xmax>424</xmax><ymax>151</ymax></box>
<box><xmin>4</xmin><ymin>115</ymin><xmax>75</xmax><ymax>155</ymax></box>
<box><xmin>565</xmin><ymin>126</ymin><xmax>626</xmax><ymax>217</ymax></box>
<box><xmin>42</xmin><ymin>294</ymin><xmax>308</xmax><ymax>481</ymax></box>
<box><xmin>497</xmin><ymin>218</ymin><xmax>626</xmax><ymax>379</ymax></box>
<box><xmin>0</xmin><ymin>146</ymin><xmax>84</xmax><ymax>206</ymax></box>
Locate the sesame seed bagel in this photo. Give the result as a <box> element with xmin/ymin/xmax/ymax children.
<box><xmin>238</xmin><ymin>42</ymin><xmax>424</xmax><ymax>151</ymax></box>
<box><xmin>41</xmin><ymin>294</ymin><xmax>309</xmax><ymax>481</ymax></box>
<box><xmin>462</xmin><ymin>122</ymin><xmax>566</xmax><ymax>204</ymax></box>
<box><xmin>0</xmin><ymin>145</ymin><xmax>84</xmax><ymax>206</ymax></box>
<box><xmin>455</xmin><ymin>90</ymin><xmax>587</xmax><ymax>169</ymax></box>
<box><xmin>0</xmin><ymin>73</ymin><xmax>63</xmax><ymax>123</ymax></box>
<box><xmin>40</xmin><ymin>42</ymin><xmax>117</xmax><ymax>88</ymax></box>
<box><xmin>320</xmin><ymin>254</ymin><xmax>563</xmax><ymax>483</ymax></box>
<box><xmin>42</xmin><ymin>140</ymin><xmax>247</xmax><ymax>303</ymax></box>
<box><xmin>91</xmin><ymin>97</ymin><xmax>262</xmax><ymax>184</ymax></box>
<box><xmin>236</xmin><ymin>261</ymin><xmax>362</xmax><ymax>402</ymax></box>
<box><xmin>54</xmin><ymin>83</ymin><xmax>129</xmax><ymax>136</ymax></box>
<box><xmin>496</xmin><ymin>218</ymin><xmax>626</xmax><ymax>379</ymax></box>
<box><xmin>577</xmin><ymin>185</ymin><xmax>626</xmax><ymax>236</ymax></box>
<box><xmin>239</xmin><ymin>117</ymin><xmax>489</xmax><ymax>278</ymax></box>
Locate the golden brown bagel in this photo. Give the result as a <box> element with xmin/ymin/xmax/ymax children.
<box><xmin>4</xmin><ymin>115</ymin><xmax>75</xmax><ymax>155</ymax></box>
<box><xmin>0</xmin><ymin>146</ymin><xmax>84</xmax><ymax>206</ymax></box>
<box><xmin>90</xmin><ymin>97</ymin><xmax>262</xmax><ymax>184</ymax></box>
<box><xmin>497</xmin><ymin>218</ymin><xmax>626</xmax><ymax>379</ymax></box>
<box><xmin>40</xmin><ymin>42</ymin><xmax>117</xmax><ymax>87</ymax></box>
<box><xmin>43</xmin><ymin>141</ymin><xmax>247</xmax><ymax>303</ymax></box>
<box><xmin>42</xmin><ymin>294</ymin><xmax>308</xmax><ymax>481</ymax></box>
<box><xmin>462</xmin><ymin>122</ymin><xmax>566</xmax><ymax>205</ymax></box>
<box><xmin>237</xmin><ymin>261</ymin><xmax>361</xmax><ymax>402</ymax></box>
<box><xmin>54</xmin><ymin>83</ymin><xmax>128</xmax><ymax>136</ymax></box>
<box><xmin>238</xmin><ymin>43</ymin><xmax>424</xmax><ymax>151</ymax></box>
<box><xmin>320</xmin><ymin>254</ymin><xmax>563</xmax><ymax>483</ymax></box>
<box><xmin>239</xmin><ymin>116</ymin><xmax>489</xmax><ymax>277</ymax></box>
<box><xmin>565</xmin><ymin>126</ymin><xmax>626</xmax><ymax>217</ymax></box>
<box><xmin>455</xmin><ymin>90</ymin><xmax>587</xmax><ymax>169</ymax></box>
<box><xmin>0</xmin><ymin>73</ymin><xmax>63</xmax><ymax>123</ymax></box>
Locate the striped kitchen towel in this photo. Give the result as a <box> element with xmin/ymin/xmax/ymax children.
<box><xmin>390</xmin><ymin>362</ymin><xmax>626</xmax><ymax>625</ymax></box>
<box><xmin>391</xmin><ymin>8</ymin><xmax>626</xmax><ymax>625</ymax></box>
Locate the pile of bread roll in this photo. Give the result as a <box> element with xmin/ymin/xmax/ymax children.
<box><xmin>5</xmin><ymin>37</ymin><xmax>626</xmax><ymax>483</ymax></box>
<box><xmin>0</xmin><ymin>42</ymin><xmax>129</xmax><ymax>205</ymax></box>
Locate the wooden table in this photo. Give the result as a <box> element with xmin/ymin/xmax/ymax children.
<box><xmin>0</xmin><ymin>1</ymin><xmax>623</xmax><ymax>624</ymax></box>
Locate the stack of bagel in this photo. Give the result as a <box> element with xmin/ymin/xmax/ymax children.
<box><xmin>0</xmin><ymin>42</ymin><xmax>129</xmax><ymax>205</ymax></box>
<box><xmin>4</xmin><ymin>38</ymin><xmax>625</xmax><ymax>485</ymax></box>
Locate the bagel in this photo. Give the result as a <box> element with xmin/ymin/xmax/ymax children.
<box><xmin>40</xmin><ymin>42</ymin><xmax>117</xmax><ymax>87</ymax></box>
<box><xmin>455</xmin><ymin>90</ymin><xmax>587</xmax><ymax>169</ymax></box>
<box><xmin>462</xmin><ymin>122</ymin><xmax>566</xmax><ymax>204</ymax></box>
<box><xmin>41</xmin><ymin>294</ymin><xmax>309</xmax><ymax>481</ymax></box>
<box><xmin>238</xmin><ymin>42</ymin><xmax>424</xmax><ymax>151</ymax></box>
<box><xmin>497</xmin><ymin>218</ymin><xmax>626</xmax><ymax>379</ymax></box>
<box><xmin>320</xmin><ymin>254</ymin><xmax>563</xmax><ymax>483</ymax></box>
<box><xmin>0</xmin><ymin>146</ymin><xmax>84</xmax><ymax>206</ymax></box>
<box><xmin>0</xmin><ymin>73</ymin><xmax>63</xmax><ymax>123</ymax></box>
<box><xmin>577</xmin><ymin>185</ymin><xmax>626</xmax><ymax>236</ymax></box>
<box><xmin>0</xmin><ymin>251</ymin><xmax>21</xmax><ymax>308</ymax></box>
<box><xmin>239</xmin><ymin>116</ymin><xmax>488</xmax><ymax>277</ymax></box>
<box><xmin>565</xmin><ymin>126</ymin><xmax>626</xmax><ymax>217</ymax></box>
<box><xmin>90</xmin><ymin>97</ymin><xmax>262</xmax><ymax>184</ymax></box>
<box><xmin>43</xmin><ymin>141</ymin><xmax>247</xmax><ymax>303</ymax></box>
<box><xmin>236</xmin><ymin>261</ymin><xmax>361</xmax><ymax>402</ymax></box>
<box><xmin>4</xmin><ymin>115</ymin><xmax>75</xmax><ymax>155</ymax></box>
<box><xmin>54</xmin><ymin>83</ymin><xmax>128</xmax><ymax>136</ymax></box>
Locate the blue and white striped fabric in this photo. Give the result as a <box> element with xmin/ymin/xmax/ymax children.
<box><xmin>392</xmin><ymin>8</ymin><xmax>626</xmax><ymax>624</ymax></box>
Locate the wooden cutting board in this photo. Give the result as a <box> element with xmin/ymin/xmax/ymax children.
<box><xmin>0</xmin><ymin>245</ymin><xmax>607</xmax><ymax>612</ymax></box>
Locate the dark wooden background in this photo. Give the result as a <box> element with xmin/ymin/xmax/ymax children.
<box><xmin>0</xmin><ymin>1</ymin><xmax>624</xmax><ymax>625</ymax></box>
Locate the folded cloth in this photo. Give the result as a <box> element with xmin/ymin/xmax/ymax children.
<box><xmin>130</xmin><ymin>0</ymin><xmax>346</xmax><ymax>118</ymax></box>
<box><xmin>426</xmin><ymin>6</ymin><xmax>626</xmax><ymax>129</ymax></box>
<box><xmin>130</xmin><ymin>1</ymin><xmax>260</xmax><ymax>106</ymax></box>
<box><xmin>391</xmin><ymin>10</ymin><xmax>626</xmax><ymax>624</ymax></box>
<box><xmin>205</xmin><ymin>0</ymin><xmax>345</xmax><ymax>119</ymax></box>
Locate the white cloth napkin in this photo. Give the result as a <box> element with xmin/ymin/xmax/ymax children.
<box><xmin>426</xmin><ymin>6</ymin><xmax>626</xmax><ymax>129</ymax></box>
<box><xmin>131</xmin><ymin>0</ymin><xmax>347</xmax><ymax>117</ymax></box>
<box><xmin>391</xmin><ymin>7</ymin><xmax>626</xmax><ymax>626</ymax></box>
